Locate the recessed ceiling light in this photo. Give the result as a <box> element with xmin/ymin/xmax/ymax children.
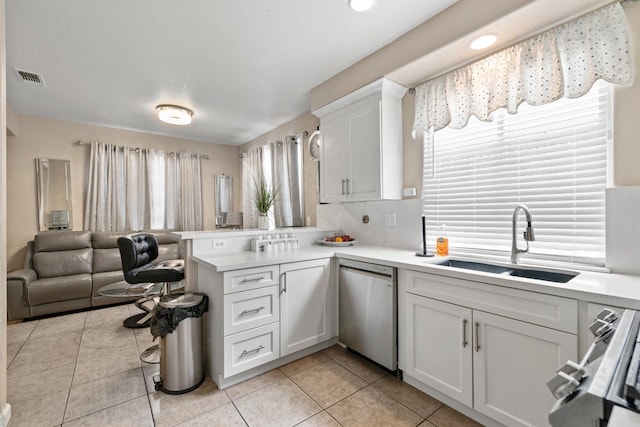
<box><xmin>348</xmin><ymin>0</ymin><xmax>375</xmax><ymax>12</ymax></box>
<box><xmin>470</xmin><ymin>34</ymin><xmax>498</xmax><ymax>50</ymax></box>
<box><xmin>156</xmin><ymin>104</ymin><xmax>193</xmax><ymax>125</ymax></box>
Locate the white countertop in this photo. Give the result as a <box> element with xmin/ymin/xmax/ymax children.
<box><xmin>173</xmin><ymin>227</ymin><xmax>334</xmax><ymax>240</ymax></box>
<box><xmin>193</xmin><ymin>244</ymin><xmax>640</xmax><ymax>309</ymax></box>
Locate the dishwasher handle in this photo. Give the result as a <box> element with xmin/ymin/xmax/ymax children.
<box><xmin>339</xmin><ymin>259</ymin><xmax>395</xmax><ymax>278</ymax></box>
<box><xmin>339</xmin><ymin>265</ymin><xmax>393</xmax><ymax>281</ymax></box>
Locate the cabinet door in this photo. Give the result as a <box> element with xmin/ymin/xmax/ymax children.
<box><xmin>319</xmin><ymin>114</ymin><xmax>348</xmax><ymax>203</ymax></box>
<box><xmin>280</xmin><ymin>258</ymin><xmax>332</xmax><ymax>356</ymax></box>
<box><xmin>347</xmin><ymin>96</ymin><xmax>381</xmax><ymax>201</ymax></box>
<box><xmin>402</xmin><ymin>293</ymin><xmax>473</xmax><ymax>406</ymax></box>
<box><xmin>473</xmin><ymin>311</ymin><xmax>577</xmax><ymax>427</ymax></box>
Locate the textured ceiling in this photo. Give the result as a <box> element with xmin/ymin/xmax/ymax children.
<box><xmin>6</xmin><ymin>0</ymin><xmax>458</xmax><ymax>145</ymax></box>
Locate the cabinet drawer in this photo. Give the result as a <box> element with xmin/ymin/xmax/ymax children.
<box><xmin>223</xmin><ymin>265</ymin><xmax>280</xmax><ymax>294</ymax></box>
<box><xmin>401</xmin><ymin>269</ymin><xmax>577</xmax><ymax>333</ymax></box>
<box><xmin>224</xmin><ymin>286</ymin><xmax>280</xmax><ymax>335</ymax></box>
<box><xmin>224</xmin><ymin>323</ymin><xmax>280</xmax><ymax>377</ymax></box>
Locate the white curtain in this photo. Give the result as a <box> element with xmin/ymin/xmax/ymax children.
<box><xmin>178</xmin><ymin>152</ymin><xmax>203</xmax><ymax>231</ymax></box>
<box><xmin>147</xmin><ymin>148</ymin><xmax>165</xmax><ymax>229</ymax></box>
<box><xmin>84</xmin><ymin>142</ymin><xmax>147</xmax><ymax>232</ymax></box>
<box><xmin>273</xmin><ymin>140</ymin><xmax>293</xmax><ymax>227</ymax></box>
<box><xmin>164</xmin><ymin>152</ymin><xmax>203</xmax><ymax>231</ymax></box>
<box><xmin>242</xmin><ymin>146</ymin><xmax>265</xmax><ymax>229</ymax></box>
<box><xmin>412</xmin><ymin>3</ymin><xmax>633</xmax><ymax>135</ymax></box>
<box><xmin>84</xmin><ymin>141</ymin><xmax>203</xmax><ymax>232</ymax></box>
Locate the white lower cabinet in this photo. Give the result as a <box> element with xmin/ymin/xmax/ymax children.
<box><xmin>404</xmin><ymin>294</ymin><xmax>473</xmax><ymax>406</ymax></box>
<box><xmin>224</xmin><ymin>323</ymin><xmax>280</xmax><ymax>377</ymax></box>
<box><xmin>472</xmin><ymin>310</ymin><xmax>576</xmax><ymax>427</ymax></box>
<box><xmin>198</xmin><ymin>258</ymin><xmax>335</xmax><ymax>388</ymax></box>
<box><xmin>280</xmin><ymin>258</ymin><xmax>332</xmax><ymax>356</ymax></box>
<box><xmin>400</xmin><ymin>270</ymin><xmax>577</xmax><ymax>427</ymax></box>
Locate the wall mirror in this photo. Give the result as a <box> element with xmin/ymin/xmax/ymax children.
<box><xmin>215</xmin><ymin>175</ymin><xmax>236</xmax><ymax>227</ymax></box>
<box><xmin>36</xmin><ymin>158</ymin><xmax>73</xmax><ymax>231</ymax></box>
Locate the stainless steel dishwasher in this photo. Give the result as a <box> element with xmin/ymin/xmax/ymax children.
<box><xmin>338</xmin><ymin>259</ymin><xmax>397</xmax><ymax>371</ymax></box>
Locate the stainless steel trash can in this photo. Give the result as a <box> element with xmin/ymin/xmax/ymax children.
<box><xmin>155</xmin><ymin>293</ymin><xmax>205</xmax><ymax>394</ymax></box>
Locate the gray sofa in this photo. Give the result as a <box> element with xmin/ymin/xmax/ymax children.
<box><xmin>7</xmin><ymin>230</ymin><xmax>180</xmax><ymax>321</ymax></box>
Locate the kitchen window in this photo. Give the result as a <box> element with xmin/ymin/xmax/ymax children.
<box><xmin>422</xmin><ymin>80</ymin><xmax>612</xmax><ymax>268</ymax></box>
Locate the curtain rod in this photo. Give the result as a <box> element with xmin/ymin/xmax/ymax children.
<box><xmin>75</xmin><ymin>140</ymin><xmax>210</xmax><ymax>160</ymax></box>
<box><xmin>238</xmin><ymin>130</ymin><xmax>311</xmax><ymax>158</ymax></box>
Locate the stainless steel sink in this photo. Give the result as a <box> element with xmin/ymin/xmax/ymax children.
<box><xmin>435</xmin><ymin>259</ymin><xmax>578</xmax><ymax>283</ymax></box>
<box><xmin>507</xmin><ymin>268</ymin><xmax>577</xmax><ymax>283</ymax></box>
<box><xmin>436</xmin><ymin>259</ymin><xmax>512</xmax><ymax>275</ymax></box>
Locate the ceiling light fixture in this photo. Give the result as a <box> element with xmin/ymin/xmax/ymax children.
<box><xmin>348</xmin><ymin>0</ymin><xmax>375</xmax><ymax>12</ymax></box>
<box><xmin>470</xmin><ymin>34</ymin><xmax>498</xmax><ymax>50</ymax></box>
<box><xmin>156</xmin><ymin>104</ymin><xmax>193</xmax><ymax>125</ymax></box>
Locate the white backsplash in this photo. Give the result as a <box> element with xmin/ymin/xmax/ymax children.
<box><xmin>316</xmin><ymin>198</ymin><xmax>423</xmax><ymax>251</ymax></box>
<box><xmin>606</xmin><ymin>187</ymin><xmax>640</xmax><ymax>275</ymax></box>
<box><xmin>316</xmin><ymin>190</ymin><xmax>640</xmax><ymax>275</ymax></box>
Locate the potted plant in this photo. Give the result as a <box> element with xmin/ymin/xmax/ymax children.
<box><xmin>252</xmin><ymin>176</ymin><xmax>279</xmax><ymax>230</ymax></box>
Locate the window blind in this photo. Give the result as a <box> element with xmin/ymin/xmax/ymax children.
<box><xmin>423</xmin><ymin>80</ymin><xmax>611</xmax><ymax>267</ymax></box>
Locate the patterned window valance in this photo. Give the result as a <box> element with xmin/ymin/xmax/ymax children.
<box><xmin>412</xmin><ymin>3</ymin><xmax>633</xmax><ymax>135</ymax></box>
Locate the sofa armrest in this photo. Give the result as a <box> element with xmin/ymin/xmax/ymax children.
<box><xmin>8</xmin><ymin>268</ymin><xmax>37</xmax><ymax>286</ymax></box>
<box><xmin>7</xmin><ymin>268</ymin><xmax>36</xmax><ymax>321</ymax></box>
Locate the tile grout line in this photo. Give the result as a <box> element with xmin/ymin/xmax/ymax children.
<box><xmin>61</xmin><ymin>314</ymin><xmax>87</xmax><ymax>425</ymax></box>
<box><xmin>370</xmin><ymin>380</ymin><xmax>442</xmax><ymax>424</ymax></box>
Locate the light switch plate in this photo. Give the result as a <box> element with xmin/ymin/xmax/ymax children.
<box><xmin>403</xmin><ymin>187</ymin><xmax>417</xmax><ymax>197</ymax></box>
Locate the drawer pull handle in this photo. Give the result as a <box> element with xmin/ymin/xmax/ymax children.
<box><xmin>462</xmin><ymin>319</ymin><xmax>468</xmax><ymax>348</ymax></box>
<box><xmin>240</xmin><ymin>344</ymin><xmax>265</xmax><ymax>357</ymax></box>
<box><xmin>241</xmin><ymin>276</ymin><xmax>265</xmax><ymax>284</ymax></box>
<box><xmin>474</xmin><ymin>322</ymin><xmax>481</xmax><ymax>352</ymax></box>
<box><xmin>240</xmin><ymin>306</ymin><xmax>265</xmax><ymax>316</ymax></box>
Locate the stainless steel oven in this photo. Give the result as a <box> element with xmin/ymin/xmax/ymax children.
<box><xmin>548</xmin><ymin>308</ymin><xmax>640</xmax><ymax>426</ymax></box>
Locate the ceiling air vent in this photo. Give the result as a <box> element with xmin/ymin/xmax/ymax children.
<box><xmin>13</xmin><ymin>68</ymin><xmax>46</xmax><ymax>87</ymax></box>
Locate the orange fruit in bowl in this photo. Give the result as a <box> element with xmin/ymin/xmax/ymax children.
<box><xmin>335</xmin><ymin>236</ymin><xmax>343</xmax><ymax>243</ymax></box>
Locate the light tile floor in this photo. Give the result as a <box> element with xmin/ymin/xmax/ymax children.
<box><xmin>6</xmin><ymin>304</ymin><xmax>483</xmax><ymax>427</ymax></box>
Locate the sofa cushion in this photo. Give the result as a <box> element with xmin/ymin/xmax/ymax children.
<box><xmin>27</xmin><ymin>274</ymin><xmax>92</xmax><ymax>305</ymax></box>
<box><xmin>157</xmin><ymin>243</ymin><xmax>180</xmax><ymax>263</ymax></box>
<box><xmin>92</xmin><ymin>271</ymin><xmax>125</xmax><ymax>297</ymax></box>
<box><xmin>34</xmin><ymin>230</ymin><xmax>92</xmax><ymax>252</ymax></box>
<box><xmin>93</xmin><ymin>247</ymin><xmax>123</xmax><ymax>273</ymax></box>
<box><xmin>33</xmin><ymin>231</ymin><xmax>93</xmax><ymax>278</ymax></box>
<box><xmin>152</xmin><ymin>231</ymin><xmax>178</xmax><ymax>245</ymax></box>
<box><xmin>33</xmin><ymin>248</ymin><xmax>93</xmax><ymax>278</ymax></box>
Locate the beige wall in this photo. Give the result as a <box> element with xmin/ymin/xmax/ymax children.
<box><xmin>237</xmin><ymin>112</ymin><xmax>320</xmax><ymax>227</ymax></box>
<box><xmin>313</xmin><ymin>0</ymin><xmax>640</xmax><ymax>192</ymax></box>
<box><xmin>6</xmin><ymin>115</ymin><xmax>240</xmax><ymax>271</ymax></box>
<box><xmin>613</xmin><ymin>2</ymin><xmax>640</xmax><ymax>186</ymax></box>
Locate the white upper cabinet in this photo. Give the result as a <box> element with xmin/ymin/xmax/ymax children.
<box><xmin>313</xmin><ymin>78</ymin><xmax>406</xmax><ymax>203</ymax></box>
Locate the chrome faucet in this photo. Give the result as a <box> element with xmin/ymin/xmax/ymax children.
<box><xmin>511</xmin><ymin>205</ymin><xmax>535</xmax><ymax>264</ymax></box>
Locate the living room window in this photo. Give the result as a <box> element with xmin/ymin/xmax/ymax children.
<box><xmin>422</xmin><ymin>80</ymin><xmax>612</xmax><ymax>268</ymax></box>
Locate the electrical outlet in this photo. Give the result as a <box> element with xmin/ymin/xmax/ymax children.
<box><xmin>403</xmin><ymin>187</ymin><xmax>417</xmax><ymax>197</ymax></box>
<box><xmin>212</xmin><ymin>239</ymin><xmax>227</xmax><ymax>249</ymax></box>
<box><xmin>385</xmin><ymin>212</ymin><xmax>397</xmax><ymax>226</ymax></box>
<box><xmin>306</xmin><ymin>216</ymin><xmax>311</xmax><ymax>226</ymax></box>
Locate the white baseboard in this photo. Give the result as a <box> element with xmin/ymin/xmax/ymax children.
<box><xmin>0</xmin><ymin>403</ymin><xmax>11</xmax><ymax>427</ymax></box>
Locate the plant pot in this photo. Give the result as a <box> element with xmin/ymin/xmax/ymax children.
<box><xmin>258</xmin><ymin>213</ymin><xmax>269</xmax><ymax>230</ymax></box>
